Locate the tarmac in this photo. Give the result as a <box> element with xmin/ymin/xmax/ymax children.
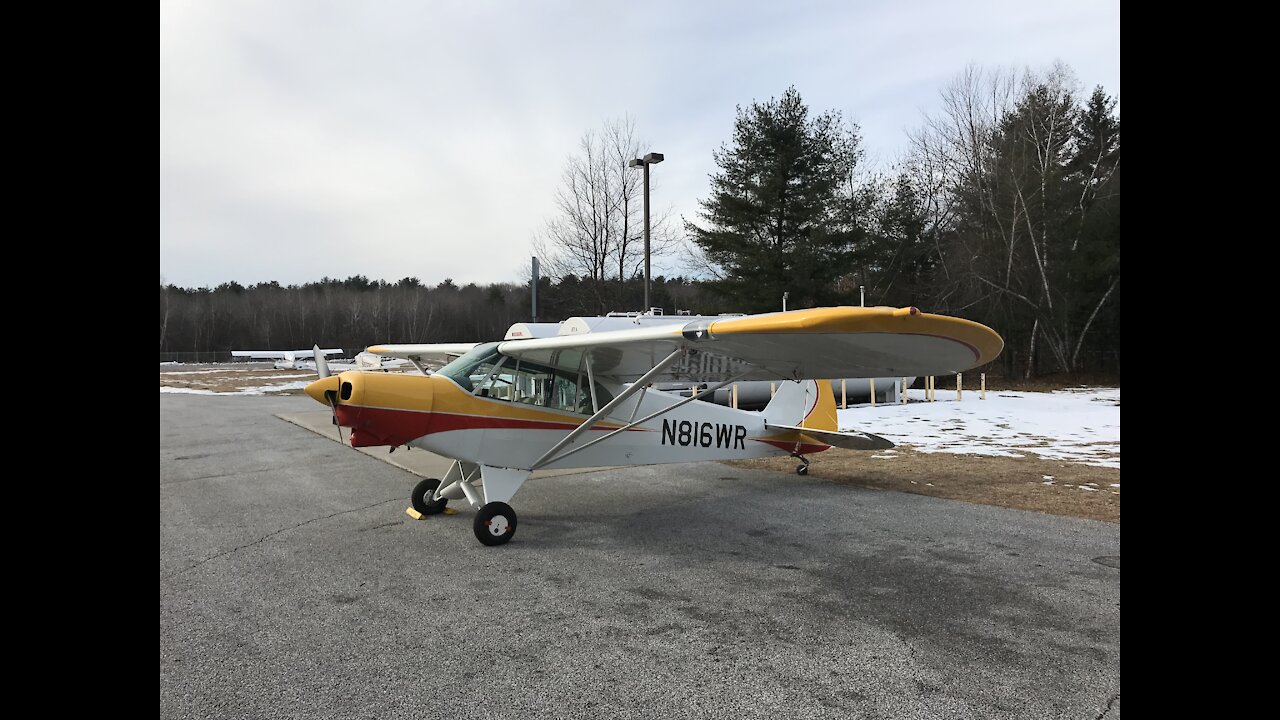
<box><xmin>160</xmin><ymin>393</ymin><xmax>1120</xmax><ymax>719</ymax></box>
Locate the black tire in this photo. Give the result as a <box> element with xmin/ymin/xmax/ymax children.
<box><xmin>473</xmin><ymin>502</ymin><xmax>517</xmax><ymax>546</ymax></box>
<box><xmin>411</xmin><ymin>478</ymin><xmax>448</xmax><ymax>515</ymax></box>
<box><xmin>796</xmin><ymin>464</ymin><xmax>809</xmax><ymax>476</ymax></box>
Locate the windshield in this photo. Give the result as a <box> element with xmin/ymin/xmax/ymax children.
<box><xmin>435</xmin><ymin>342</ymin><xmax>501</xmax><ymax>392</ymax></box>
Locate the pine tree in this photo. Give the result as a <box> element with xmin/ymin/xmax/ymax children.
<box><xmin>686</xmin><ymin>87</ymin><xmax>862</xmax><ymax>312</ymax></box>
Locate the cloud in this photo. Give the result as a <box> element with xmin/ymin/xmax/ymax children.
<box><xmin>161</xmin><ymin>0</ymin><xmax>1119</xmax><ymax>288</ymax></box>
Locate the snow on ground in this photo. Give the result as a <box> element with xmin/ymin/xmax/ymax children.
<box><xmin>159</xmin><ymin>379</ymin><xmax>314</xmax><ymax>395</ymax></box>
<box><xmin>837</xmin><ymin>387</ymin><xmax>1120</xmax><ymax>469</ymax></box>
<box><xmin>229</xmin><ymin>380</ymin><xmax>315</xmax><ymax>395</ymax></box>
<box><xmin>160</xmin><ymin>387</ymin><xmax>219</xmax><ymax>395</ymax></box>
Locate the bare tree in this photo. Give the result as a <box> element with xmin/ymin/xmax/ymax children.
<box><xmin>905</xmin><ymin>63</ymin><xmax>1119</xmax><ymax>377</ymax></box>
<box><xmin>534</xmin><ymin>117</ymin><xmax>679</xmax><ymax>312</ymax></box>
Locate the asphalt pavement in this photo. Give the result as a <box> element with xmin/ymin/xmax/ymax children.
<box><xmin>160</xmin><ymin>393</ymin><xmax>1120</xmax><ymax>719</ymax></box>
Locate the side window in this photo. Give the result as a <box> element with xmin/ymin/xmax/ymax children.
<box><xmin>474</xmin><ymin>357</ymin><xmax>616</xmax><ymax>415</ymax></box>
<box><xmin>508</xmin><ymin>359</ymin><xmax>576</xmax><ymax>411</ymax></box>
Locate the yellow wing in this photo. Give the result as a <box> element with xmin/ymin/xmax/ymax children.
<box><xmin>498</xmin><ymin>306</ymin><xmax>1002</xmax><ymax>383</ymax></box>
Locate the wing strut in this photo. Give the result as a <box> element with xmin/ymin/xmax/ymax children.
<box><xmin>529</xmin><ymin>348</ymin><xmax>685</xmax><ymax>471</ymax></box>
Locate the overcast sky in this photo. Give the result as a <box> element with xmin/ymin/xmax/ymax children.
<box><xmin>160</xmin><ymin>0</ymin><xmax>1119</xmax><ymax>289</ymax></box>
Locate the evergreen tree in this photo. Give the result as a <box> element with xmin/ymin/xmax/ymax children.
<box><xmin>686</xmin><ymin>87</ymin><xmax>862</xmax><ymax>312</ymax></box>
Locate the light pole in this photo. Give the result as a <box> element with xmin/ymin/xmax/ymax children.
<box><xmin>628</xmin><ymin>152</ymin><xmax>663</xmax><ymax>313</ymax></box>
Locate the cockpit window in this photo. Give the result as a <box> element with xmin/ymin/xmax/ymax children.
<box><xmin>435</xmin><ymin>343</ymin><xmax>501</xmax><ymax>392</ymax></box>
<box><xmin>435</xmin><ymin>343</ymin><xmax>614</xmax><ymax>414</ymax></box>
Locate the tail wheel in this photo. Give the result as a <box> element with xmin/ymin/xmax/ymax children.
<box><xmin>473</xmin><ymin>502</ymin><xmax>517</xmax><ymax>546</ymax></box>
<box><xmin>411</xmin><ymin>478</ymin><xmax>448</xmax><ymax>515</ymax></box>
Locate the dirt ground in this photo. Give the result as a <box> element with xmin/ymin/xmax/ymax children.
<box><xmin>730</xmin><ymin>446</ymin><xmax>1119</xmax><ymax>523</ymax></box>
<box><xmin>160</xmin><ymin>364</ymin><xmax>312</xmax><ymax>394</ymax></box>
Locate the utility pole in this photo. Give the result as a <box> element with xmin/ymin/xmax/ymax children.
<box><xmin>628</xmin><ymin>152</ymin><xmax>664</xmax><ymax>313</ymax></box>
<box><xmin>531</xmin><ymin>256</ymin><xmax>539</xmax><ymax>321</ymax></box>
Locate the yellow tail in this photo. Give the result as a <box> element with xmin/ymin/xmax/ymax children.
<box><xmin>762</xmin><ymin>380</ymin><xmax>839</xmax><ymax>432</ymax></box>
<box><xmin>802</xmin><ymin>381</ymin><xmax>839</xmax><ymax>432</ymax></box>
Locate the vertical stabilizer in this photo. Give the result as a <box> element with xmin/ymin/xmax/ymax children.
<box><xmin>761</xmin><ymin>380</ymin><xmax>838</xmax><ymax>432</ymax></box>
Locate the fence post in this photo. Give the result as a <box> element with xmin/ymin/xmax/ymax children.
<box><xmin>869</xmin><ymin>378</ymin><xmax>876</xmax><ymax>407</ymax></box>
<box><xmin>770</xmin><ymin>382</ymin><xmax>776</xmax><ymax>398</ymax></box>
<box><xmin>980</xmin><ymin>373</ymin><xmax>986</xmax><ymax>400</ymax></box>
<box><xmin>731</xmin><ymin>383</ymin><xmax>738</xmax><ymax>409</ymax></box>
<box><xmin>901</xmin><ymin>377</ymin><xmax>907</xmax><ymax>404</ymax></box>
<box><xmin>957</xmin><ymin>373</ymin><xmax>962</xmax><ymax>401</ymax></box>
<box><xmin>841</xmin><ymin>379</ymin><xmax>847</xmax><ymax>409</ymax></box>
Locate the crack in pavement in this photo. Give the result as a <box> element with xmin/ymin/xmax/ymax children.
<box><xmin>160</xmin><ymin>469</ymin><xmax>275</xmax><ymax>487</ymax></box>
<box><xmin>1095</xmin><ymin>692</ymin><xmax>1119</xmax><ymax>719</ymax></box>
<box><xmin>161</xmin><ymin>496</ymin><xmax>403</xmax><ymax>581</ymax></box>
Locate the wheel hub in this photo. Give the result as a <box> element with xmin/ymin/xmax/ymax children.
<box><xmin>486</xmin><ymin>515</ymin><xmax>510</xmax><ymax>536</ymax></box>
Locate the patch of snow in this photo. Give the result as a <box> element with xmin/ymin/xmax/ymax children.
<box><xmin>233</xmin><ymin>380</ymin><xmax>313</xmax><ymax>395</ymax></box>
<box><xmin>159</xmin><ymin>380</ymin><xmax>312</xmax><ymax>396</ymax></box>
<box><xmin>839</xmin><ymin>387</ymin><xmax>1120</xmax><ymax>468</ymax></box>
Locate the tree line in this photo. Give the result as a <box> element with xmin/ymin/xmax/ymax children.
<box><xmin>158</xmin><ymin>274</ymin><xmax>718</xmax><ymax>357</ymax></box>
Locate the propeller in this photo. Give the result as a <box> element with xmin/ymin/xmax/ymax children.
<box><xmin>314</xmin><ymin>345</ymin><xmax>344</xmax><ymax>445</ymax></box>
<box><xmin>315</xmin><ymin>345</ymin><xmax>331</xmax><ymax>379</ymax></box>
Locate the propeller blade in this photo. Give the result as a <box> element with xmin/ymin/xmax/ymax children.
<box><xmin>327</xmin><ymin>392</ymin><xmax>344</xmax><ymax>445</ymax></box>
<box><xmin>315</xmin><ymin>344</ymin><xmax>331</xmax><ymax>378</ymax></box>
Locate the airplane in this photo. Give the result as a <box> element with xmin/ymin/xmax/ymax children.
<box><xmin>304</xmin><ymin>306</ymin><xmax>1003</xmax><ymax>546</ymax></box>
<box><xmin>231</xmin><ymin>348</ymin><xmax>411</xmax><ymax>373</ymax></box>
<box><xmin>328</xmin><ymin>352</ymin><xmax>413</xmax><ymax>373</ymax></box>
<box><xmin>232</xmin><ymin>348</ymin><xmax>344</xmax><ymax>370</ymax></box>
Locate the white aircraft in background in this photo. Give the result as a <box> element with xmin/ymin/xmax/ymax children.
<box><xmin>328</xmin><ymin>352</ymin><xmax>413</xmax><ymax>372</ymax></box>
<box><xmin>232</xmin><ymin>348</ymin><xmax>344</xmax><ymax>370</ymax></box>
<box><xmin>309</xmin><ymin>306</ymin><xmax>1004</xmax><ymax>547</ymax></box>
<box><xmin>232</xmin><ymin>348</ymin><xmax>411</xmax><ymax>373</ymax></box>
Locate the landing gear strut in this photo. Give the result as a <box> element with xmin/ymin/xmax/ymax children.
<box><xmin>474</xmin><ymin>502</ymin><xmax>518</xmax><ymax>546</ymax></box>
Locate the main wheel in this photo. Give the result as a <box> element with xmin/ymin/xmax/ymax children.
<box><xmin>411</xmin><ymin>478</ymin><xmax>448</xmax><ymax>515</ymax></box>
<box><xmin>796</xmin><ymin>463</ymin><xmax>809</xmax><ymax>476</ymax></box>
<box><xmin>473</xmin><ymin>502</ymin><xmax>517</xmax><ymax>546</ymax></box>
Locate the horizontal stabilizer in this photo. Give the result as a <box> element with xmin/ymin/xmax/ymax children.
<box><xmin>764</xmin><ymin>423</ymin><xmax>895</xmax><ymax>451</ymax></box>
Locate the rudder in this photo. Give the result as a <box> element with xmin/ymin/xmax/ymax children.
<box><xmin>761</xmin><ymin>380</ymin><xmax>838</xmax><ymax>432</ymax></box>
